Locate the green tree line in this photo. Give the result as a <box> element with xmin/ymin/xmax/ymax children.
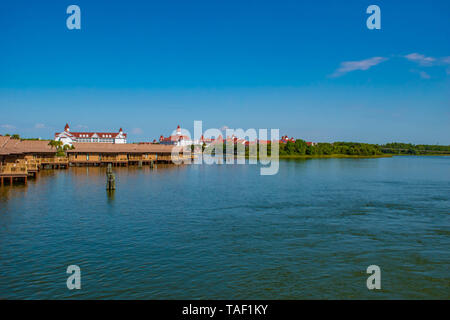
<box><xmin>380</xmin><ymin>143</ymin><xmax>450</xmax><ymax>155</ymax></box>
<box><xmin>216</xmin><ymin>140</ymin><xmax>383</xmax><ymax>157</ymax></box>
<box><xmin>279</xmin><ymin>140</ymin><xmax>383</xmax><ymax>156</ymax></box>
<box><xmin>218</xmin><ymin>140</ymin><xmax>450</xmax><ymax>157</ymax></box>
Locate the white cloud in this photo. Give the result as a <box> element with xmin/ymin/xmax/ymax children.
<box><xmin>404</xmin><ymin>53</ymin><xmax>450</xmax><ymax>77</ymax></box>
<box><xmin>330</xmin><ymin>57</ymin><xmax>387</xmax><ymax>77</ymax></box>
<box><xmin>34</xmin><ymin>123</ymin><xmax>46</xmax><ymax>129</ymax></box>
<box><xmin>404</xmin><ymin>53</ymin><xmax>436</xmax><ymax>66</ymax></box>
<box><xmin>75</xmin><ymin>124</ymin><xmax>89</xmax><ymax>130</ymax></box>
<box><xmin>410</xmin><ymin>69</ymin><xmax>431</xmax><ymax>80</ymax></box>
<box><xmin>404</xmin><ymin>53</ymin><xmax>450</xmax><ymax>67</ymax></box>
<box><xmin>131</xmin><ymin>128</ymin><xmax>143</xmax><ymax>134</ymax></box>
<box><xmin>1</xmin><ymin>124</ymin><xmax>16</xmax><ymax>130</ymax></box>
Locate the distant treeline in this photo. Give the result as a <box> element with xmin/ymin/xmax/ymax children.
<box><xmin>1</xmin><ymin>134</ymin><xmax>45</xmax><ymax>141</ymax></box>
<box><xmin>218</xmin><ymin>140</ymin><xmax>384</xmax><ymax>157</ymax></box>
<box><xmin>280</xmin><ymin>140</ymin><xmax>383</xmax><ymax>156</ymax></box>
<box><xmin>2</xmin><ymin>134</ymin><xmax>21</xmax><ymax>139</ymax></box>
<box><xmin>2</xmin><ymin>133</ymin><xmax>449</xmax><ymax>156</ymax></box>
<box><xmin>380</xmin><ymin>143</ymin><xmax>450</xmax><ymax>155</ymax></box>
<box><xmin>221</xmin><ymin>140</ymin><xmax>450</xmax><ymax>157</ymax></box>
<box><xmin>280</xmin><ymin>141</ymin><xmax>450</xmax><ymax>156</ymax></box>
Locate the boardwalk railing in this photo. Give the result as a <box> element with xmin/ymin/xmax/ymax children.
<box><xmin>39</xmin><ymin>157</ymin><xmax>69</xmax><ymax>165</ymax></box>
<box><xmin>157</xmin><ymin>154</ymin><xmax>190</xmax><ymax>162</ymax></box>
<box><xmin>0</xmin><ymin>163</ymin><xmax>28</xmax><ymax>176</ymax></box>
<box><xmin>157</xmin><ymin>155</ymin><xmax>172</xmax><ymax>161</ymax></box>
<box><xmin>15</xmin><ymin>159</ymin><xmax>39</xmax><ymax>172</ymax></box>
<box><xmin>100</xmin><ymin>155</ymin><xmax>128</xmax><ymax>162</ymax></box>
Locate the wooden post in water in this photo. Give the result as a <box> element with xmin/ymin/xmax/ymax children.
<box><xmin>106</xmin><ymin>163</ymin><xmax>116</xmax><ymax>190</ymax></box>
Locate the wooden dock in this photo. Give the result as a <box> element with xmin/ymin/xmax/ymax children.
<box><xmin>0</xmin><ymin>136</ymin><xmax>191</xmax><ymax>186</ymax></box>
<box><xmin>0</xmin><ymin>163</ymin><xmax>28</xmax><ymax>185</ymax></box>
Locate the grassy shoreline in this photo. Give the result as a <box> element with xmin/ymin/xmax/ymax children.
<box><xmin>278</xmin><ymin>154</ymin><xmax>392</xmax><ymax>159</ymax></box>
<box><xmin>278</xmin><ymin>154</ymin><xmax>449</xmax><ymax>159</ymax></box>
<box><xmin>383</xmin><ymin>153</ymin><xmax>450</xmax><ymax>157</ymax></box>
<box><xmin>238</xmin><ymin>154</ymin><xmax>450</xmax><ymax>160</ymax></box>
<box><xmin>238</xmin><ymin>154</ymin><xmax>392</xmax><ymax>160</ymax></box>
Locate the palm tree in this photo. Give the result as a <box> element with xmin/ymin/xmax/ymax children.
<box><xmin>48</xmin><ymin>140</ymin><xmax>68</xmax><ymax>156</ymax></box>
<box><xmin>48</xmin><ymin>140</ymin><xmax>63</xmax><ymax>149</ymax></box>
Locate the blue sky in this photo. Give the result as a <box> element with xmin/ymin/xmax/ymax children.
<box><xmin>0</xmin><ymin>0</ymin><xmax>449</xmax><ymax>144</ymax></box>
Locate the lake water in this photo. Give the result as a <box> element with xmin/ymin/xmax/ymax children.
<box><xmin>0</xmin><ymin>156</ymin><xmax>449</xmax><ymax>299</ymax></box>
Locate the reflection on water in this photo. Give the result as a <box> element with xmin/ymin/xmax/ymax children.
<box><xmin>0</xmin><ymin>157</ymin><xmax>449</xmax><ymax>299</ymax></box>
<box><xmin>107</xmin><ymin>190</ymin><xmax>116</xmax><ymax>203</ymax></box>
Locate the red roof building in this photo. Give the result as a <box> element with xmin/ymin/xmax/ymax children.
<box><xmin>54</xmin><ymin>123</ymin><xmax>127</xmax><ymax>145</ymax></box>
<box><xmin>159</xmin><ymin>125</ymin><xmax>193</xmax><ymax>146</ymax></box>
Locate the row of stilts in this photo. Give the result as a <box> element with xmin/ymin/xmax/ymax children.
<box><xmin>0</xmin><ymin>162</ymin><xmax>67</xmax><ymax>187</ymax></box>
<box><xmin>137</xmin><ymin>160</ymin><xmax>155</xmax><ymax>169</ymax></box>
<box><xmin>0</xmin><ymin>176</ymin><xmax>27</xmax><ymax>186</ymax></box>
<box><xmin>2</xmin><ymin>160</ymin><xmax>156</xmax><ymax>189</ymax></box>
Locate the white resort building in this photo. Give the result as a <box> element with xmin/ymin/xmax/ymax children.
<box><xmin>54</xmin><ymin>124</ymin><xmax>127</xmax><ymax>146</ymax></box>
<box><xmin>159</xmin><ymin>125</ymin><xmax>194</xmax><ymax>146</ymax></box>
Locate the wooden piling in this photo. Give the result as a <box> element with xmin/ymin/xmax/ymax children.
<box><xmin>106</xmin><ymin>163</ymin><xmax>116</xmax><ymax>190</ymax></box>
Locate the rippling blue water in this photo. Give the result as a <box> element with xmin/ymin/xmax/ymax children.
<box><xmin>0</xmin><ymin>156</ymin><xmax>449</xmax><ymax>299</ymax></box>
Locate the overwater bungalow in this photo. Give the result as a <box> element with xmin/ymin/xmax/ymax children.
<box><xmin>0</xmin><ymin>137</ymin><xmax>67</xmax><ymax>168</ymax></box>
<box><xmin>0</xmin><ymin>136</ymin><xmax>62</xmax><ymax>185</ymax></box>
<box><xmin>0</xmin><ymin>135</ymin><xmax>188</xmax><ymax>185</ymax></box>
<box><xmin>66</xmin><ymin>142</ymin><xmax>185</xmax><ymax>166</ymax></box>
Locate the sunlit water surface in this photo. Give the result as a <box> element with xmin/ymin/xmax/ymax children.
<box><xmin>0</xmin><ymin>156</ymin><xmax>449</xmax><ymax>299</ymax></box>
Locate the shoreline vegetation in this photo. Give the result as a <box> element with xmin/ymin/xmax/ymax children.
<box><xmin>3</xmin><ymin>134</ymin><xmax>450</xmax><ymax>159</ymax></box>
<box><xmin>220</xmin><ymin>140</ymin><xmax>450</xmax><ymax>159</ymax></box>
<box><xmin>278</xmin><ymin>154</ymin><xmax>393</xmax><ymax>159</ymax></box>
<box><xmin>277</xmin><ymin>141</ymin><xmax>450</xmax><ymax>157</ymax></box>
